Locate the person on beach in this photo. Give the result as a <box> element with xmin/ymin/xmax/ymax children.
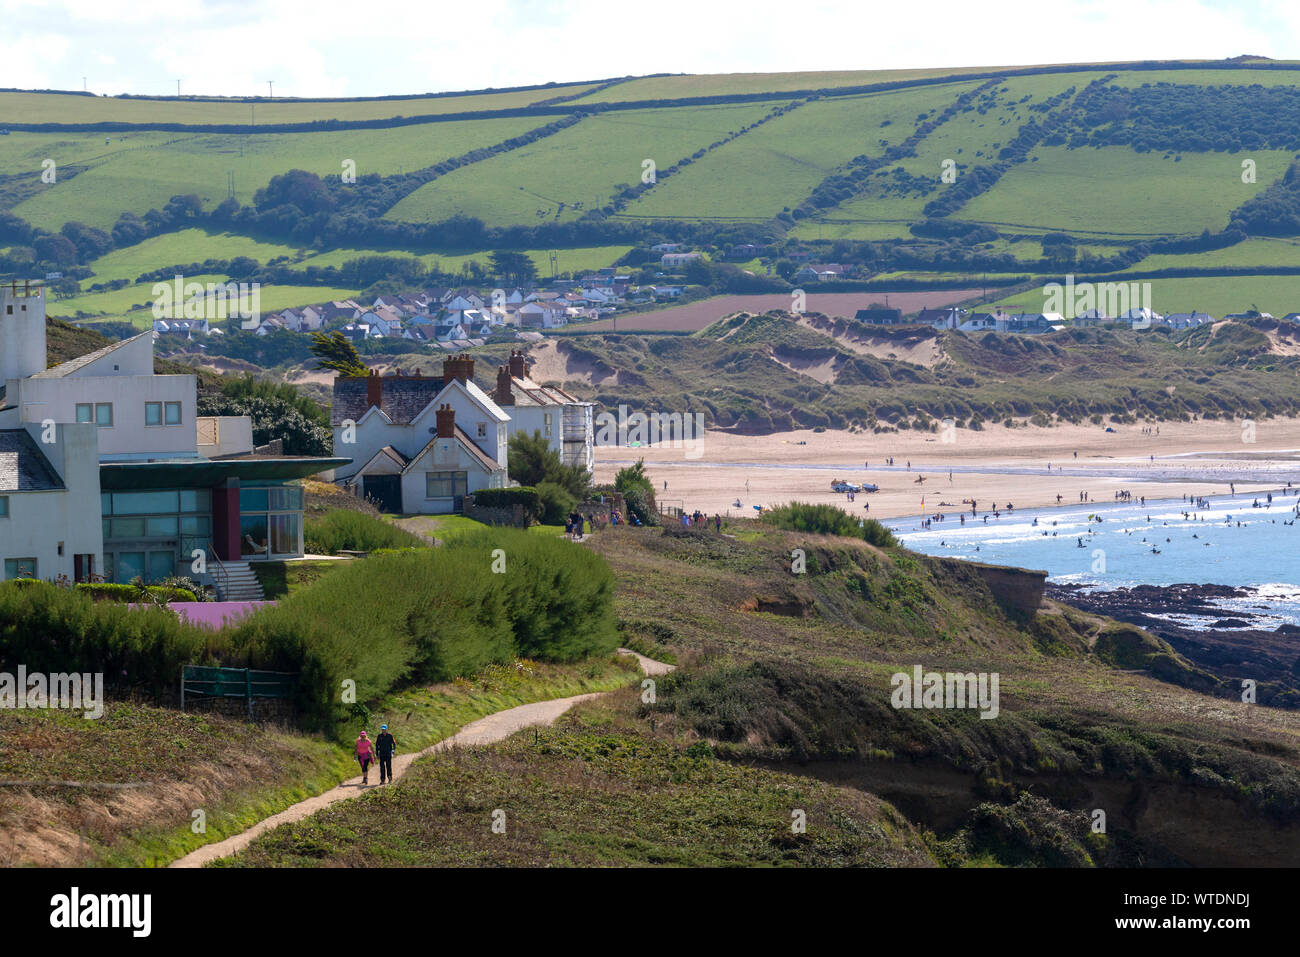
<box><xmin>376</xmin><ymin>724</ymin><xmax>396</xmax><ymax>784</ymax></box>
<box><xmin>355</xmin><ymin>730</ymin><xmax>374</xmax><ymax>785</ymax></box>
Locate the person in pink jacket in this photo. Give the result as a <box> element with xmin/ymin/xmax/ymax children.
<box><xmin>355</xmin><ymin>730</ymin><xmax>374</xmax><ymax>785</ymax></box>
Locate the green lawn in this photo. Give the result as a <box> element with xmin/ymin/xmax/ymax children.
<box><xmin>959</xmin><ymin>145</ymin><xmax>1294</xmax><ymax>238</ymax></box>
<box><xmin>1116</xmin><ymin>237</ymin><xmax>1300</xmax><ymax>273</ymax></box>
<box><xmin>6</xmin><ymin>117</ymin><xmax>543</xmax><ymax>230</ymax></box>
<box><xmin>384</xmin><ymin>103</ymin><xmax>776</xmax><ymax>225</ymax></box>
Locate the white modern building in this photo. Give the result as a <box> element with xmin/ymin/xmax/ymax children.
<box><xmin>1</xmin><ymin>281</ymin><xmax>347</xmax><ymax>589</ymax></box>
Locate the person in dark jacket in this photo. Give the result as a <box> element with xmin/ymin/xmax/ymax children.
<box><xmin>375</xmin><ymin>724</ymin><xmax>396</xmax><ymax>784</ymax></box>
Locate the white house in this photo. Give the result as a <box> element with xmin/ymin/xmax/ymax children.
<box><xmin>490</xmin><ymin>350</ymin><xmax>595</xmax><ymax>473</ymax></box>
<box><xmin>330</xmin><ymin>355</ymin><xmax>508</xmax><ymax>514</ymax></box>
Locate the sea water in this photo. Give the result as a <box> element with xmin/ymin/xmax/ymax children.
<box><xmin>886</xmin><ymin>490</ymin><xmax>1300</xmax><ymax>628</ymax></box>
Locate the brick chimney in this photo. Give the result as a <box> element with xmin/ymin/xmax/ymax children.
<box><xmin>435</xmin><ymin>403</ymin><xmax>455</xmax><ymax>438</ymax></box>
<box><xmin>366</xmin><ymin>369</ymin><xmax>382</xmax><ymax>410</ymax></box>
<box><xmin>494</xmin><ymin>365</ymin><xmax>514</xmax><ymax>405</ymax></box>
<box><xmin>507</xmin><ymin>349</ymin><xmax>528</xmax><ymax>379</ymax></box>
<box><xmin>442</xmin><ymin>353</ymin><xmax>475</xmax><ymax>385</ymax></box>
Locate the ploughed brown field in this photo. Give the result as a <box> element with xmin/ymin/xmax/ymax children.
<box><xmin>578</xmin><ymin>290</ymin><xmax>986</xmax><ymax>332</ymax></box>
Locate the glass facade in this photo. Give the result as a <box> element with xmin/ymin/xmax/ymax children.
<box><xmin>237</xmin><ymin>484</ymin><xmax>303</xmax><ymax>559</ymax></box>
<box><xmin>101</xmin><ymin>487</ymin><xmax>211</xmax><ymax>584</ymax></box>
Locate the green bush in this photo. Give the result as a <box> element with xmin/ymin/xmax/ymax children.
<box><xmin>75</xmin><ymin>583</ymin><xmax>198</xmax><ymax>603</ymax></box>
<box><xmin>763</xmin><ymin>502</ymin><xmax>897</xmax><ymax>547</ymax></box>
<box><xmin>535</xmin><ymin>480</ymin><xmax>577</xmax><ymax>525</ymax></box>
<box><xmin>228</xmin><ymin>531</ymin><xmax>619</xmax><ymax>729</ymax></box>
<box><xmin>303</xmin><ymin>510</ymin><xmax>426</xmax><ymax>554</ymax></box>
<box><xmin>0</xmin><ymin>581</ymin><xmax>221</xmax><ymax>694</ymax></box>
<box><xmin>472</xmin><ymin>486</ymin><xmax>542</xmax><ymax>522</ymax></box>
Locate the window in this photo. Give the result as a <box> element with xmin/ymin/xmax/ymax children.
<box><xmin>165</xmin><ymin>401</ymin><xmax>182</xmax><ymax>425</ymax></box>
<box><xmin>145</xmin><ymin>402</ymin><xmax>162</xmax><ymax>426</ymax></box>
<box><xmin>4</xmin><ymin>558</ymin><xmax>37</xmax><ymax>580</ymax></box>
<box><xmin>476</xmin><ymin>422</ymin><xmax>487</xmax><ymax>438</ymax></box>
<box><xmin>544</xmin><ymin>413</ymin><xmax>553</xmax><ymax>430</ymax></box>
<box><xmin>76</xmin><ymin>403</ymin><xmax>93</xmax><ymax>424</ymax></box>
<box><xmin>0</xmin><ymin>496</ymin><xmax>7</xmax><ymax>518</ymax></box>
<box><xmin>95</xmin><ymin>403</ymin><xmax>113</xmax><ymax>427</ymax></box>
<box><xmin>426</xmin><ymin>471</ymin><xmax>467</xmax><ymax>498</ymax></box>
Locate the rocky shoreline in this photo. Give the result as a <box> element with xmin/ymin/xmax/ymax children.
<box><xmin>1047</xmin><ymin>582</ymin><xmax>1300</xmax><ymax>702</ymax></box>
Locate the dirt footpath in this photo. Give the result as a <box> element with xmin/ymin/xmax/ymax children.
<box><xmin>170</xmin><ymin>650</ymin><xmax>673</xmax><ymax>868</ymax></box>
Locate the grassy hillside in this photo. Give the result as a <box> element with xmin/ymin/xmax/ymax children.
<box><xmin>523</xmin><ymin>312</ymin><xmax>1300</xmax><ymax>433</ymax></box>
<box><xmin>9</xmin><ymin>60</ymin><xmax>1300</xmax><ymax>333</ymax></box>
<box><xmin>218</xmin><ymin>523</ymin><xmax>1300</xmax><ymax>867</ymax></box>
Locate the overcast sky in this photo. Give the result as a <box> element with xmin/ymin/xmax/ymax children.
<box><xmin>3</xmin><ymin>0</ymin><xmax>1298</xmax><ymax>99</ymax></box>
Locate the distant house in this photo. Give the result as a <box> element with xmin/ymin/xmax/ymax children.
<box><xmin>1118</xmin><ymin>307</ymin><xmax>1161</xmax><ymax>328</ymax></box>
<box><xmin>959</xmin><ymin>311</ymin><xmax>1007</xmax><ymax>332</ymax></box>
<box><xmin>651</xmin><ymin>242</ymin><xmax>684</xmax><ymax>253</ymax></box>
<box><xmin>518</xmin><ymin>301</ymin><xmax>568</xmax><ymax>329</ymax></box>
<box><xmin>918</xmin><ymin>307</ymin><xmax>966</xmax><ymax>329</ymax></box>
<box><xmin>794</xmin><ymin>263</ymin><xmax>852</xmax><ymax>282</ymax></box>
<box><xmin>854</xmin><ymin>306</ymin><xmax>904</xmax><ymax>325</ymax></box>
<box><xmin>152</xmin><ymin>317</ymin><xmax>210</xmax><ymax>337</ymax></box>
<box><xmin>650</xmin><ymin>285</ymin><xmax>684</xmax><ymax>300</ymax></box>
<box><xmin>1006</xmin><ymin>312</ymin><xmax>1060</xmax><ymax>334</ymax></box>
<box><xmin>1165</xmin><ymin>311</ymin><xmax>1214</xmax><ymax>330</ymax></box>
<box><xmin>1073</xmin><ymin>308</ymin><xmax>1107</xmax><ymax>326</ymax></box>
<box><xmin>661</xmin><ymin>251</ymin><xmax>703</xmax><ymax>269</ymax></box>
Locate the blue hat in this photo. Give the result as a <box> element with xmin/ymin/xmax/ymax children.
<box><xmin>380</xmin><ymin>724</ymin><xmax>388</xmax><ymax>730</ymax></box>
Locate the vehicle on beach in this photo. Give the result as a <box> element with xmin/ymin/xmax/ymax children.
<box><xmin>831</xmin><ymin>480</ymin><xmax>862</xmax><ymax>493</ymax></box>
<box><xmin>860</xmin><ymin>482</ymin><xmax>879</xmax><ymax>493</ymax></box>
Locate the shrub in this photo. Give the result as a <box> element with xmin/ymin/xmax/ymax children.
<box><xmin>0</xmin><ymin>581</ymin><xmax>220</xmax><ymax>694</ymax></box>
<box><xmin>763</xmin><ymin>502</ymin><xmax>897</xmax><ymax>547</ymax></box>
<box><xmin>535</xmin><ymin>480</ymin><xmax>577</xmax><ymax>525</ymax></box>
<box><xmin>303</xmin><ymin>510</ymin><xmax>426</xmax><ymax>554</ymax></box>
<box><xmin>74</xmin><ymin>582</ymin><xmax>199</xmax><ymax>603</ymax></box>
<box><xmin>472</xmin><ymin>486</ymin><xmax>542</xmax><ymax>522</ymax></box>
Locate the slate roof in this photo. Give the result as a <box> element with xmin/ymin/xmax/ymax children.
<box><xmin>0</xmin><ymin>429</ymin><xmax>64</xmax><ymax>492</ymax></box>
<box><xmin>331</xmin><ymin>375</ymin><xmax>445</xmax><ymax>427</ymax></box>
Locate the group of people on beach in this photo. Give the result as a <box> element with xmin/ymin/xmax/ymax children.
<box><xmin>680</xmin><ymin>510</ymin><xmax>723</xmax><ymax>532</ymax></box>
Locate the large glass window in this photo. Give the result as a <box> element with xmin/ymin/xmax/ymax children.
<box><xmin>112</xmin><ymin>491</ymin><xmax>179</xmax><ymax>515</ymax></box>
<box><xmin>145</xmin><ymin>402</ymin><xmax>162</xmax><ymax>426</ymax></box>
<box><xmin>239</xmin><ymin>488</ymin><xmax>268</xmax><ymax>512</ymax></box>
<box><xmin>4</xmin><ymin>557</ymin><xmax>37</xmax><ymax>579</ymax></box>
<box><xmin>95</xmin><ymin>403</ymin><xmax>113</xmax><ymax>427</ymax></box>
<box><xmin>426</xmin><ymin>471</ymin><xmax>467</xmax><ymax>498</ymax></box>
<box><xmin>240</xmin><ymin>515</ymin><xmax>269</xmax><ymax>558</ymax></box>
<box><xmin>76</xmin><ymin>403</ymin><xmax>93</xmax><ymax>424</ymax></box>
<box><xmin>115</xmin><ymin>552</ymin><xmax>146</xmax><ymax>582</ymax></box>
<box><xmin>270</xmin><ymin>514</ymin><xmax>299</xmax><ymax>556</ymax></box>
<box><xmin>147</xmin><ymin>551</ymin><xmax>175</xmax><ymax>581</ymax></box>
<box><xmin>165</xmin><ymin>401</ymin><xmax>182</xmax><ymax>425</ymax></box>
<box><xmin>180</xmin><ymin>489</ymin><xmax>210</xmax><ymax>513</ymax></box>
<box><xmin>145</xmin><ymin>516</ymin><xmax>178</xmax><ymax>537</ymax></box>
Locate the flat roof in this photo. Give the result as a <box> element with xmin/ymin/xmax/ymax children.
<box><xmin>99</xmin><ymin>456</ymin><xmax>351</xmax><ymax>490</ymax></box>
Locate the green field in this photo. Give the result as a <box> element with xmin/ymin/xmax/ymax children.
<box><xmin>959</xmin><ymin>145</ymin><xmax>1295</xmax><ymax>238</ymax></box>
<box><xmin>619</xmin><ymin>84</ymin><xmax>982</xmax><ymax>222</ymax></box>
<box><xmin>48</xmin><ymin>277</ymin><xmax>360</xmax><ymax>325</ymax></box>
<box><xmin>294</xmin><ymin>243</ymin><xmax>632</xmax><ymax>277</ymax></box>
<box><xmin>384</xmin><ymin>103</ymin><xmax>777</xmax><ymax>225</ymax></box>
<box><xmin>5</xmin><ymin>117</ymin><xmax>543</xmax><ymax>230</ymax></box>
<box><xmin>0</xmin><ymin>84</ymin><xmax>596</xmax><ymax>126</ymax></box>
<box><xmin>1117</xmin><ymin>236</ymin><xmax>1300</xmax><ymax>272</ymax></box>
<box><xmin>989</xmin><ymin>273</ymin><xmax>1300</xmax><ymax>317</ymax></box>
<box><xmin>87</xmin><ymin>228</ymin><xmax>309</xmax><ymax>282</ymax></box>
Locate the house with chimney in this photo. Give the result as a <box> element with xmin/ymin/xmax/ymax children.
<box><xmin>329</xmin><ymin>355</ymin><xmax>508</xmax><ymax>514</ymax></box>
<box><xmin>490</xmin><ymin>350</ymin><xmax>595</xmax><ymax>473</ymax></box>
